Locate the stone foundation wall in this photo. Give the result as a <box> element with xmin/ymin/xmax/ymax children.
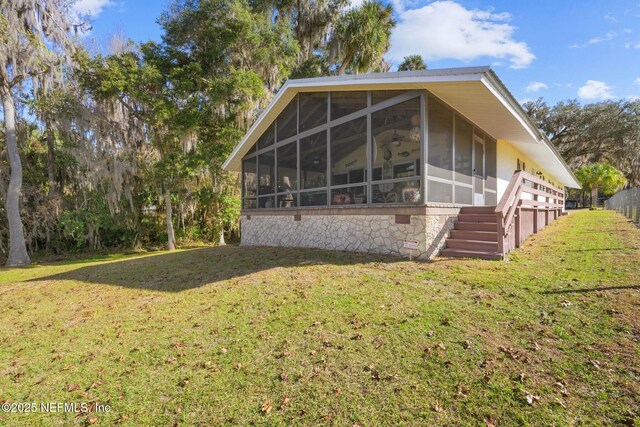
<box><xmin>240</xmin><ymin>209</ymin><xmax>459</xmax><ymax>260</ymax></box>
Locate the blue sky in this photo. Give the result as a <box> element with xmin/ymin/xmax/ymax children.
<box><xmin>75</xmin><ymin>0</ymin><xmax>640</xmax><ymax>105</ymax></box>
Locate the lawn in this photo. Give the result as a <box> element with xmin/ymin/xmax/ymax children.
<box><xmin>0</xmin><ymin>209</ymin><xmax>639</xmax><ymax>426</ymax></box>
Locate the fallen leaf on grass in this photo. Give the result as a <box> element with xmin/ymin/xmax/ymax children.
<box><xmin>67</xmin><ymin>384</ymin><xmax>80</xmax><ymax>392</ymax></box>
<box><xmin>261</xmin><ymin>400</ymin><xmax>272</xmax><ymax>414</ymax></box>
<box><xmin>372</xmin><ymin>335</ymin><xmax>385</xmax><ymax>349</ymax></box>
<box><xmin>525</xmin><ymin>393</ymin><xmax>540</xmax><ymax>405</ymax></box>
<box><xmin>280</xmin><ymin>397</ymin><xmax>291</xmax><ymax>410</ymax></box>
<box><xmin>115</xmin><ymin>415</ymin><xmax>129</xmax><ymax>424</ymax></box>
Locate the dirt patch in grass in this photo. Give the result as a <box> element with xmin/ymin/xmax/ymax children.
<box><xmin>0</xmin><ymin>210</ymin><xmax>639</xmax><ymax>426</ymax></box>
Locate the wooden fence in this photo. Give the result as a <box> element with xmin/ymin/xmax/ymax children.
<box><xmin>605</xmin><ymin>188</ymin><xmax>640</xmax><ymax>225</ymax></box>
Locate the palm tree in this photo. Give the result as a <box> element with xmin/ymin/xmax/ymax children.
<box><xmin>398</xmin><ymin>54</ymin><xmax>427</xmax><ymax>71</ymax></box>
<box><xmin>575</xmin><ymin>163</ymin><xmax>627</xmax><ymax>208</ymax></box>
<box><xmin>329</xmin><ymin>1</ymin><xmax>396</xmax><ymax>75</ymax></box>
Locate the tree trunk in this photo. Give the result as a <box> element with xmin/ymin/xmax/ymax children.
<box><xmin>217</xmin><ymin>201</ymin><xmax>225</xmax><ymax>245</ymax></box>
<box><xmin>337</xmin><ymin>52</ymin><xmax>353</xmax><ymax>76</ymax></box>
<box><xmin>591</xmin><ymin>187</ymin><xmax>598</xmax><ymax>208</ymax></box>
<box><xmin>164</xmin><ymin>189</ymin><xmax>176</xmax><ymax>250</ymax></box>
<box><xmin>218</xmin><ymin>225</ymin><xmax>226</xmax><ymax>245</ymax></box>
<box><xmin>1</xmin><ymin>84</ymin><xmax>31</xmax><ymax>266</ymax></box>
<box><xmin>45</xmin><ymin>118</ymin><xmax>57</xmax><ymax>197</ymax></box>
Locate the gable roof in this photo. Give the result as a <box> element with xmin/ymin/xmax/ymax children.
<box><xmin>222</xmin><ymin>66</ymin><xmax>580</xmax><ymax>188</ymax></box>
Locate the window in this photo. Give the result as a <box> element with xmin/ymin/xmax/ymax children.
<box><xmin>257</xmin><ymin>124</ymin><xmax>275</xmax><ymax>150</ymax></box>
<box><xmin>331</xmin><ymin>91</ymin><xmax>367</xmax><ymax>120</ymax></box>
<box><xmin>277</xmin><ymin>141</ymin><xmax>297</xmax><ymax>207</ymax></box>
<box><xmin>258</xmin><ymin>151</ymin><xmax>275</xmax><ymax>196</ymax></box>
<box><xmin>455</xmin><ymin>185</ymin><xmax>472</xmax><ymax>204</ymax></box>
<box><xmin>300</xmin><ymin>190</ymin><xmax>327</xmax><ymax>206</ymax></box>
<box><xmin>371</xmin><ymin>97</ymin><xmax>421</xmax><ymax>181</ymax></box>
<box><xmin>427</xmin><ymin>180</ymin><xmax>452</xmax><ymax>203</ymax></box>
<box><xmin>373</xmin><ymin>180</ymin><xmax>421</xmax><ymax>204</ymax></box>
<box><xmin>330</xmin><ymin>116</ymin><xmax>367</xmax><ymax>186</ymax></box>
<box><xmin>332</xmin><ymin>185</ymin><xmax>367</xmax><ymax>205</ymax></box>
<box><xmin>485</xmin><ymin>136</ymin><xmax>497</xmax><ymax>189</ymax></box>
<box><xmin>300</xmin><ymin>131</ymin><xmax>327</xmax><ymax>190</ymax></box>
<box><xmin>454</xmin><ymin>115</ymin><xmax>473</xmax><ymax>184</ymax></box>
<box><xmin>277</xmin><ymin>142</ymin><xmax>297</xmax><ymax>192</ymax></box>
<box><xmin>276</xmin><ymin>97</ymin><xmax>298</xmax><ymax>142</ymax></box>
<box><xmin>243</xmin><ymin>199</ymin><xmax>257</xmax><ymax>209</ymax></box>
<box><xmin>372</xmin><ymin>90</ymin><xmax>405</xmax><ymax>105</ymax></box>
<box><xmin>428</xmin><ymin>97</ymin><xmax>453</xmax><ymax>180</ymax></box>
<box><xmin>242</xmin><ymin>157</ymin><xmax>257</xmax><ymax>198</ymax></box>
<box><xmin>299</xmin><ymin>92</ymin><xmax>327</xmax><ymax>132</ymax></box>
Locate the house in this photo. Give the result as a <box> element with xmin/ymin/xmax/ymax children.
<box><xmin>222</xmin><ymin>67</ymin><xmax>580</xmax><ymax>259</ymax></box>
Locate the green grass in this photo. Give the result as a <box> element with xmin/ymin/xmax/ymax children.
<box><xmin>1</xmin><ymin>210</ymin><xmax>639</xmax><ymax>426</ymax></box>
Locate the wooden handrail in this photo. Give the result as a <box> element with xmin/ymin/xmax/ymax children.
<box><xmin>495</xmin><ymin>170</ymin><xmax>565</xmax><ymax>257</ymax></box>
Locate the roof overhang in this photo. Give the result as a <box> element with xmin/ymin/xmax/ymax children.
<box><xmin>223</xmin><ymin>66</ymin><xmax>580</xmax><ymax>189</ymax></box>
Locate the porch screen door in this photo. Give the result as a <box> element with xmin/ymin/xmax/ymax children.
<box><xmin>473</xmin><ymin>137</ymin><xmax>485</xmax><ymax>206</ymax></box>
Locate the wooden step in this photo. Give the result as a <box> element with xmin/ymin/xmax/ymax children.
<box><xmin>440</xmin><ymin>248</ymin><xmax>502</xmax><ymax>260</ymax></box>
<box><xmin>454</xmin><ymin>221</ymin><xmax>497</xmax><ymax>232</ymax></box>
<box><xmin>446</xmin><ymin>239</ymin><xmax>498</xmax><ymax>251</ymax></box>
<box><xmin>457</xmin><ymin>214</ymin><xmax>497</xmax><ymax>223</ymax></box>
<box><xmin>459</xmin><ymin>206</ymin><xmax>497</xmax><ymax>214</ymax></box>
<box><xmin>449</xmin><ymin>230</ymin><xmax>498</xmax><ymax>242</ymax></box>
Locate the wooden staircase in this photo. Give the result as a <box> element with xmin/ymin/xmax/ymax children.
<box><xmin>441</xmin><ymin>206</ymin><xmax>502</xmax><ymax>260</ymax></box>
<box><xmin>440</xmin><ymin>171</ymin><xmax>565</xmax><ymax>260</ymax></box>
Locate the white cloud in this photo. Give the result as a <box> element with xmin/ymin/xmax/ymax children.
<box><xmin>570</xmin><ymin>31</ymin><xmax>617</xmax><ymax>48</ymax></box>
<box><xmin>588</xmin><ymin>31</ymin><xmax>616</xmax><ymax>44</ymax></box>
<box><xmin>577</xmin><ymin>80</ymin><xmax>614</xmax><ymax>100</ymax></box>
<box><xmin>388</xmin><ymin>1</ymin><xmax>535</xmax><ymax>69</ymax></box>
<box><xmin>634</xmin><ymin>78</ymin><xmax>640</xmax><ymax>85</ymax></box>
<box><xmin>71</xmin><ymin>0</ymin><xmax>114</xmax><ymax>18</ymax></box>
<box><xmin>526</xmin><ymin>81</ymin><xmax>548</xmax><ymax>93</ymax></box>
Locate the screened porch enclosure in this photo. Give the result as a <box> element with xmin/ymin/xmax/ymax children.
<box><xmin>241</xmin><ymin>90</ymin><xmax>497</xmax><ymax>209</ymax></box>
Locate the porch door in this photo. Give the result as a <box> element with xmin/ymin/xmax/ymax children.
<box><xmin>473</xmin><ymin>136</ymin><xmax>485</xmax><ymax>206</ymax></box>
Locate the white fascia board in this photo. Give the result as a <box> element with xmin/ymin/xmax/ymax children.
<box><xmin>482</xmin><ymin>71</ymin><xmax>580</xmax><ymax>189</ymax></box>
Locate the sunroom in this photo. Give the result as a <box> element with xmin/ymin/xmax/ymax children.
<box><xmin>224</xmin><ymin>67</ymin><xmax>579</xmax><ymax>259</ymax></box>
<box><xmin>240</xmin><ymin>89</ymin><xmax>497</xmax><ymax>210</ymax></box>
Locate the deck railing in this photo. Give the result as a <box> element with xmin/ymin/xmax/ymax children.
<box><xmin>495</xmin><ymin>171</ymin><xmax>565</xmax><ymax>257</ymax></box>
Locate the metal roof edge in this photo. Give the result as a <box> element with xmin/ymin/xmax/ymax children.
<box><xmin>482</xmin><ymin>69</ymin><xmax>581</xmax><ymax>189</ymax></box>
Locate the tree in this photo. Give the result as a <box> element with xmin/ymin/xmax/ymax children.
<box><xmin>524</xmin><ymin>98</ymin><xmax>640</xmax><ymax>186</ymax></box>
<box><xmin>398</xmin><ymin>55</ymin><xmax>426</xmax><ymax>71</ymax></box>
<box><xmin>329</xmin><ymin>0</ymin><xmax>396</xmax><ymax>75</ymax></box>
<box><xmin>0</xmin><ymin>0</ymin><xmax>74</xmax><ymax>266</ymax></box>
<box><xmin>574</xmin><ymin>163</ymin><xmax>627</xmax><ymax>208</ymax></box>
<box><xmin>266</xmin><ymin>0</ymin><xmax>347</xmax><ymax>66</ymax></box>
